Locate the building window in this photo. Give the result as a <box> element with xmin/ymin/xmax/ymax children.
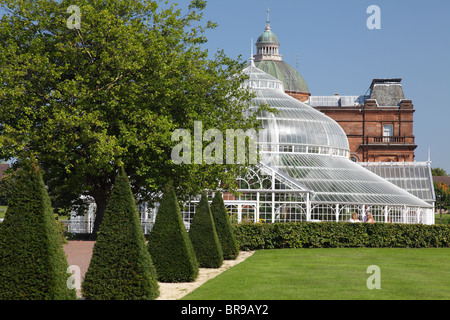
<box><xmin>383</xmin><ymin>124</ymin><xmax>393</xmax><ymax>142</ymax></box>
<box><xmin>350</xmin><ymin>153</ymin><xmax>360</xmax><ymax>162</ymax></box>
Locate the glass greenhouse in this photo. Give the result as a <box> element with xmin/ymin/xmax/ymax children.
<box><xmin>215</xmin><ymin>61</ymin><xmax>434</xmax><ymax>226</ymax></box>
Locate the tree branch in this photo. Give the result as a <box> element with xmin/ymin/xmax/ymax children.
<box><xmin>75</xmin><ymin>29</ymin><xmax>94</xmax><ymax>64</ymax></box>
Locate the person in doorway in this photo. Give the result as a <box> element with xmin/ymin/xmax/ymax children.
<box><xmin>366</xmin><ymin>213</ymin><xmax>375</xmax><ymax>223</ymax></box>
<box><xmin>363</xmin><ymin>212</ymin><xmax>369</xmax><ymax>222</ymax></box>
<box><xmin>349</xmin><ymin>213</ymin><xmax>360</xmax><ymax>223</ymax></box>
<box><xmin>363</xmin><ymin>207</ymin><xmax>372</xmax><ymax>222</ymax></box>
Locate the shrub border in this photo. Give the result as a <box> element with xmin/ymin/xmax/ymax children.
<box><xmin>232</xmin><ymin>222</ymin><xmax>450</xmax><ymax>250</ymax></box>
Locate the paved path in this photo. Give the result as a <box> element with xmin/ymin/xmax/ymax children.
<box><xmin>63</xmin><ymin>240</ymin><xmax>253</xmax><ymax>300</ymax></box>
<box><xmin>63</xmin><ymin>241</ymin><xmax>95</xmax><ymax>298</ymax></box>
<box><xmin>64</xmin><ymin>241</ymin><xmax>95</xmax><ymax>279</ymax></box>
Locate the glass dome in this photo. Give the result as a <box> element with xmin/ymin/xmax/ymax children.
<box><xmin>242</xmin><ymin>61</ymin><xmax>350</xmax><ymax>156</ymax></box>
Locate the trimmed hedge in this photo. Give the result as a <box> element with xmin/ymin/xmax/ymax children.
<box><xmin>189</xmin><ymin>192</ymin><xmax>223</xmax><ymax>268</ymax></box>
<box><xmin>232</xmin><ymin>222</ymin><xmax>450</xmax><ymax>250</ymax></box>
<box><xmin>210</xmin><ymin>191</ymin><xmax>239</xmax><ymax>260</ymax></box>
<box><xmin>0</xmin><ymin>161</ymin><xmax>76</xmax><ymax>300</ymax></box>
<box><xmin>82</xmin><ymin>168</ymin><xmax>159</xmax><ymax>300</ymax></box>
<box><xmin>148</xmin><ymin>185</ymin><xmax>199</xmax><ymax>282</ymax></box>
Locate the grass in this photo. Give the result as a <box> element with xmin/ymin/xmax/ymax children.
<box><xmin>435</xmin><ymin>213</ymin><xmax>450</xmax><ymax>225</ymax></box>
<box><xmin>182</xmin><ymin>248</ymin><xmax>450</xmax><ymax>300</ymax></box>
<box><xmin>0</xmin><ymin>206</ymin><xmax>6</xmax><ymax>219</ymax></box>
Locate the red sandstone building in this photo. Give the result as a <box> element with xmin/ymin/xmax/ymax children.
<box><xmin>309</xmin><ymin>79</ymin><xmax>417</xmax><ymax>163</ymax></box>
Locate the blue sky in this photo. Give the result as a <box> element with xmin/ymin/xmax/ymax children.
<box><xmin>1</xmin><ymin>0</ymin><xmax>449</xmax><ymax>173</ymax></box>
<box><xmin>200</xmin><ymin>0</ymin><xmax>450</xmax><ymax>173</ymax></box>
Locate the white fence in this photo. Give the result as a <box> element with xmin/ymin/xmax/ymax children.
<box><xmin>60</xmin><ymin>218</ymin><xmax>157</xmax><ymax>235</ymax></box>
<box><xmin>60</xmin><ymin>203</ymin><xmax>434</xmax><ymax>235</ymax></box>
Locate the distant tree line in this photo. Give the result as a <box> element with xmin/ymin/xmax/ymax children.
<box><xmin>432</xmin><ymin>168</ymin><xmax>449</xmax><ymax>210</ymax></box>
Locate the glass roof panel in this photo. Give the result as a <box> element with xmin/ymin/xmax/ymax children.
<box><xmin>360</xmin><ymin>162</ymin><xmax>435</xmax><ymax>204</ymax></box>
<box><xmin>265</xmin><ymin>153</ymin><xmax>432</xmax><ymax>207</ymax></box>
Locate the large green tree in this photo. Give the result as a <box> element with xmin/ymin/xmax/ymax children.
<box><xmin>432</xmin><ymin>168</ymin><xmax>448</xmax><ymax>176</ymax></box>
<box><xmin>0</xmin><ymin>0</ymin><xmax>262</xmax><ymax>236</ymax></box>
<box><xmin>434</xmin><ymin>182</ymin><xmax>450</xmax><ymax>210</ymax></box>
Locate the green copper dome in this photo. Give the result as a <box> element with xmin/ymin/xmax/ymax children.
<box><xmin>256</xmin><ymin>29</ymin><xmax>279</xmax><ymax>44</ymax></box>
<box><xmin>255</xmin><ymin>60</ymin><xmax>310</xmax><ymax>94</ymax></box>
<box><xmin>252</xmin><ymin>11</ymin><xmax>310</xmax><ymax>94</ymax></box>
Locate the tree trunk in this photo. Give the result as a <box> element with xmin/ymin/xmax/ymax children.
<box><xmin>89</xmin><ymin>191</ymin><xmax>110</xmax><ymax>240</ymax></box>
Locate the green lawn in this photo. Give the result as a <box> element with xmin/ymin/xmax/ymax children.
<box><xmin>183</xmin><ymin>248</ymin><xmax>450</xmax><ymax>300</ymax></box>
<box><xmin>0</xmin><ymin>206</ymin><xmax>6</xmax><ymax>219</ymax></box>
<box><xmin>436</xmin><ymin>213</ymin><xmax>450</xmax><ymax>225</ymax></box>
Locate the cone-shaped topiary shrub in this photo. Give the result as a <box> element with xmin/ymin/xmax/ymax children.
<box><xmin>211</xmin><ymin>191</ymin><xmax>239</xmax><ymax>260</ymax></box>
<box><xmin>81</xmin><ymin>167</ymin><xmax>159</xmax><ymax>300</ymax></box>
<box><xmin>148</xmin><ymin>184</ymin><xmax>199</xmax><ymax>282</ymax></box>
<box><xmin>189</xmin><ymin>192</ymin><xmax>223</xmax><ymax>268</ymax></box>
<box><xmin>0</xmin><ymin>160</ymin><xmax>76</xmax><ymax>300</ymax></box>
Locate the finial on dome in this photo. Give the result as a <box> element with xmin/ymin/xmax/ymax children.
<box><xmin>265</xmin><ymin>8</ymin><xmax>271</xmax><ymax>31</ymax></box>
